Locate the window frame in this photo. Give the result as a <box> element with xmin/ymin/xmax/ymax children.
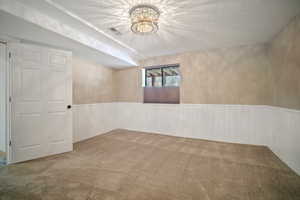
<box><xmin>144</xmin><ymin>64</ymin><xmax>180</xmax><ymax>88</ymax></box>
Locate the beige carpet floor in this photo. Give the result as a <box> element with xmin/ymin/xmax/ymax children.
<box><xmin>0</xmin><ymin>129</ymin><xmax>299</xmax><ymax>200</ymax></box>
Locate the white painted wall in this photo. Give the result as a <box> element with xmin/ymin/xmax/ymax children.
<box><xmin>0</xmin><ymin>43</ymin><xmax>6</xmax><ymax>152</ymax></box>
<box><xmin>73</xmin><ymin>103</ymin><xmax>300</xmax><ymax>175</ymax></box>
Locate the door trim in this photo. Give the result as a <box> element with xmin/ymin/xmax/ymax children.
<box><xmin>6</xmin><ymin>45</ymin><xmax>12</xmax><ymax>164</ymax></box>
<box><xmin>0</xmin><ymin>40</ymin><xmax>11</xmax><ymax>165</ymax></box>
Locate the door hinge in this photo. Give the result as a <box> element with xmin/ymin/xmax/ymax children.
<box><xmin>9</xmin><ymin>52</ymin><xmax>11</xmax><ymax>59</ymax></box>
<box><xmin>9</xmin><ymin>96</ymin><xmax>12</xmax><ymax>103</ymax></box>
<box><xmin>9</xmin><ymin>140</ymin><xmax>12</xmax><ymax>146</ymax></box>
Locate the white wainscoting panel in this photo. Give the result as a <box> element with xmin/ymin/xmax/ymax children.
<box><xmin>72</xmin><ymin>103</ymin><xmax>117</xmax><ymax>143</ymax></box>
<box><xmin>73</xmin><ymin>103</ymin><xmax>300</xmax><ymax>174</ymax></box>
<box><xmin>267</xmin><ymin>107</ymin><xmax>300</xmax><ymax>175</ymax></box>
<box><xmin>116</xmin><ymin>103</ymin><xmax>272</xmax><ymax>145</ymax></box>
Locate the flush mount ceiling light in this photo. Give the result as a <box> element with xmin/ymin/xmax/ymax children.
<box><xmin>129</xmin><ymin>4</ymin><xmax>160</xmax><ymax>35</ymax></box>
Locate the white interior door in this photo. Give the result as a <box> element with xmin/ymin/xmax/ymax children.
<box><xmin>9</xmin><ymin>43</ymin><xmax>72</xmax><ymax>163</ymax></box>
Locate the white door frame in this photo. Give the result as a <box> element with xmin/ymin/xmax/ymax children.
<box><xmin>6</xmin><ymin>43</ymin><xmax>12</xmax><ymax>164</ymax></box>
<box><xmin>0</xmin><ymin>40</ymin><xmax>11</xmax><ymax>165</ymax></box>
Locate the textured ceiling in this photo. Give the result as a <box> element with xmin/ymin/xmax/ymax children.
<box><xmin>50</xmin><ymin>0</ymin><xmax>300</xmax><ymax>59</ymax></box>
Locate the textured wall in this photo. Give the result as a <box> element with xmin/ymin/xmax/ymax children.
<box><xmin>114</xmin><ymin>15</ymin><xmax>300</xmax><ymax>110</ymax></box>
<box><xmin>72</xmin><ymin>56</ymin><xmax>116</xmax><ymax>104</ymax></box>
<box><xmin>142</xmin><ymin>45</ymin><xmax>273</xmax><ymax>105</ymax></box>
<box><xmin>114</xmin><ymin>67</ymin><xmax>142</xmax><ymax>102</ymax></box>
<box><xmin>269</xmin><ymin>16</ymin><xmax>300</xmax><ymax>110</ymax></box>
<box><xmin>73</xmin><ymin>16</ymin><xmax>300</xmax><ymax>109</ymax></box>
<box><xmin>115</xmin><ymin>44</ymin><xmax>273</xmax><ymax>105</ymax></box>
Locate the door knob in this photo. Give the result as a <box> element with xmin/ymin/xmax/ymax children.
<box><xmin>67</xmin><ymin>105</ymin><xmax>72</xmax><ymax>109</ymax></box>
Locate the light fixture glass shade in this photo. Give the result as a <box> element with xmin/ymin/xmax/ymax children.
<box><xmin>129</xmin><ymin>4</ymin><xmax>160</xmax><ymax>35</ymax></box>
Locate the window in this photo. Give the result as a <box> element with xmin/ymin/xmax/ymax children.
<box><xmin>143</xmin><ymin>64</ymin><xmax>180</xmax><ymax>104</ymax></box>
<box><xmin>145</xmin><ymin>65</ymin><xmax>180</xmax><ymax>87</ymax></box>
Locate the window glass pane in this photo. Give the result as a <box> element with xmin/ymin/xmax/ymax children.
<box><xmin>163</xmin><ymin>66</ymin><xmax>180</xmax><ymax>87</ymax></box>
<box><xmin>146</xmin><ymin>68</ymin><xmax>162</xmax><ymax>87</ymax></box>
<box><xmin>146</xmin><ymin>77</ymin><xmax>153</xmax><ymax>87</ymax></box>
